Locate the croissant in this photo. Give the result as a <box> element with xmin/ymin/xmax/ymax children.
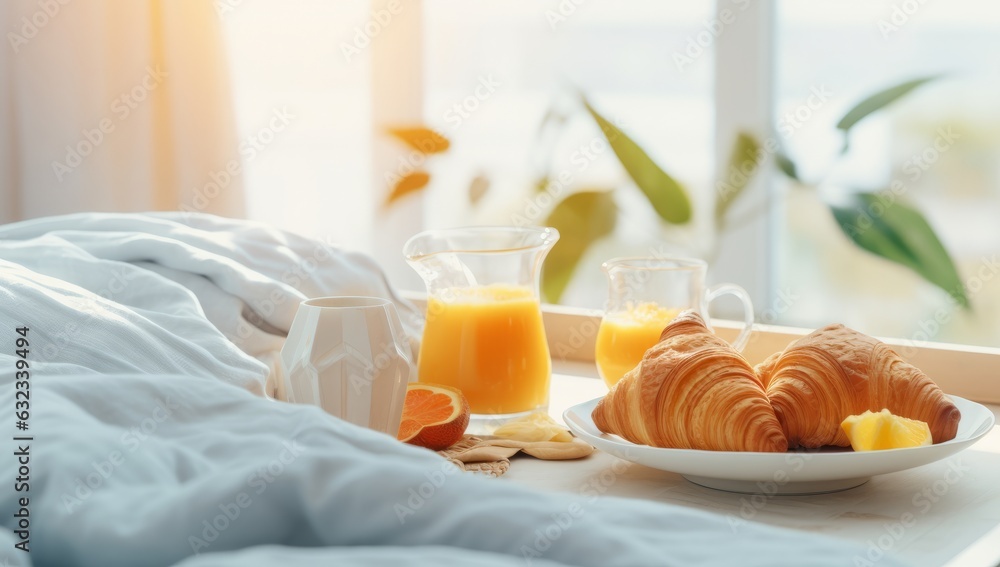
<box><xmin>757</xmin><ymin>324</ymin><xmax>961</xmax><ymax>448</ymax></box>
<box><xmin>592</xmin><ymin>311</ymin><xmax>788</xmax><ymax>452</ymax></box>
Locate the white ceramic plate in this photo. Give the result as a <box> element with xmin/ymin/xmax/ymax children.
<box><xmin>564</xmin><ymin>396</ymin><xmax>995</xmax><ymax>495</ymax></box>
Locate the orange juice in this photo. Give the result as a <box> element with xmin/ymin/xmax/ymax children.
<box><xmin>418</xmin><ymin>284</ymin><xmax>550</xmax><ymax>414</ymax></box>
<box><xmin>595</xmin><ymin>302</ymin><xmax>679</xmax><ymax>388</ymax></box>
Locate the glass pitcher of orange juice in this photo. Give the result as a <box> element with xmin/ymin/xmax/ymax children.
<box><xmin>404</xmin><ymin>226</ymin><xmax>558</xmax><ymax>425</ymax></box>
<box><xmin>595</xmin><ymin>257</ymin><xmax>754</xmax><ymax>388</ymax></box>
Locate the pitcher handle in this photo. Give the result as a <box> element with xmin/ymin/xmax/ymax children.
<box><xmin>704</xmin><ymin>283</ymin><xmax>754</xmax><ymax>352</ymax></box>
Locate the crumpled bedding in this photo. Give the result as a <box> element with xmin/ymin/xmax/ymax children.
<box><xmin>0</xmin><ymin>212</ymin><xmax>904</xmax><ymax>567</ymax></box>
<box><xmin>0</xmin><ymin>211</ymin><xmax>423</xmax><ymax>395</ymax></box>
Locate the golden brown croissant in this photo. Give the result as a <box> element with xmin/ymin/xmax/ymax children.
<box><xmin>592</xmin><ymin>311</ymin><xmax>788</xmax><ymax>452</ymax></box>
<box><xmin>757</xmin><ymin>324</ymin><xmax>960</xmax><ymax>448</ymax></box>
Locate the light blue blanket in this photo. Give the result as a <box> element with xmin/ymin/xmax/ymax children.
<box><xmin>0</xmin><ymin>213</ymin><xmax>905</xmax><ymax>566</ymax></box>
<box><xmin>0</xmin><ymin>374</ymin><xmax>900</xmax><ymax>567</ymax></box>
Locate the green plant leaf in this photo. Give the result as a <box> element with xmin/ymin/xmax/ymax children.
<box><xmin>830</xmin><ymin>192</ymin><xmax>969</xmax><ymax>308</ymax></box>
<box><xmin>541</xmin><ymin>190</ymin><xmax>617</xmax><ymax>303</ymax></box>
<box><xmin>774</xmin><ymin>150</ymin><xmax>800</xmax><ymax>182</ymax></box>
<box><xmin>715</xmin><ymin>132</ymin><xmax>760</xmax><ymax>223</ymax></box>
<box><xmin>386</xmin><ymin>127</ymin><xmax>451</xmax><ymax>154</ymax></box>
<box><xmin>384</xmin><ymin>171</ymin><xmax>430</xmax><ymax>208</ymax></box>
<box><xmin>836</xmin><ymin>76</ymin><xmax>939</xmax><ymax>132</ymax></box>
<box><xmin>581</xmin><ymin>98</ymin><xmax>692</xmax><ymax>224</ymax></box>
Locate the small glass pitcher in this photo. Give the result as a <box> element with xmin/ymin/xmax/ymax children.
<box><xmin>403</xmin><ymin>226</ymin><xmax>559</xmax><ymax>425</ymax></box>
<box><xmin>595</xmin><ymin>257</ymin><xmax>754</xmax><ymax>388</ymax></box>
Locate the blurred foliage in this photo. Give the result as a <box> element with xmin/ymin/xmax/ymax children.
<box><xmin>383</xmin><ymin>127</ymin><xmax>451</xmax><ymax>208</ymax></box>
<box><xmin>836</xmin><ymin>76</ymin><xmax>939</xmax><ymax>134</ymax></box>
<box><xmin>385</xmin><ymin>76</ymin><xmax>967</xmax><ymax>308</ymax></box>
<box><xmin>715</xmin><ymin>132</ymin><xmax>760</xmax><ymax>223</ymax></box>
<box><xmin>776</xmin><ymin>75</ymin><xmax>968</xmax><ymax>308</ymax></box>
<box><xmin>538</xmin><ymin>97</ymin><xmax>700</xmax><ymax>300</ymax></box>
<box><xmin>831</xmin><ymin>194</ymin><xmax>968</xmax><ymax>308</ymax></box>
<box><xmin>541</xmin><ymin>190</ymin><xmax>617</xmax><ymax>303</ymax></box>
<box><xmin>384</xmin><ymin>171</ymin><xmax>430</xmax><ymax>208</ymax></box>
<box><xmin>774</xmin><ymin>149</ymin><xmax>800</xmax><ymax>182</ymax></box>
<box><xmin>581</xmin><ymin>97</ymin><xmax>692</xmax><ymax>225</ymax></box>
<box><xmin>387</xmin><ymin>127</ymin><xmax>451</xmax><ymax>153</ymax></box>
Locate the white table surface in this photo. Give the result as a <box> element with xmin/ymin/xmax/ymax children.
<box><xmin>501</xmin><ymin>363</ymin><xmax>1000</xmax><ymax>567</ymax></box>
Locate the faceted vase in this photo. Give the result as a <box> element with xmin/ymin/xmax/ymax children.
<box><xmin>279</xmin><ymin>296</ymin><xmax>413</xmax><ymax>436</ymax></box>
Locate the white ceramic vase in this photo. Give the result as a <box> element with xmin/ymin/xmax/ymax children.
<box><xmin>279</xmin><ymin>296</ymin><xmax>413</xmax><ymax>436</ymax></box>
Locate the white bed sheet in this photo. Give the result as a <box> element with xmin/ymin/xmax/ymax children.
<box><xmin>0</xmin><ymin>212</ymin><xmax>904</xmax><ymax>566</ymax></box>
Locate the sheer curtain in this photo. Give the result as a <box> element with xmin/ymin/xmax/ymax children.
<box><xmin>0</xmin><ymin>0</ymin><xmax>244</xmax><ymax>224</ymax></box>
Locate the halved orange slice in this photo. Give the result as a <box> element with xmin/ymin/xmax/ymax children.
<box><xmin>397</xmin><ymin>383</ymin><xmax>470</xmax><ymax>450</ymax></box>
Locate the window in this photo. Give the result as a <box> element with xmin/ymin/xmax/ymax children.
<box><xmin>222</xmin><ymin>0</ymin><xmax>1000</xmax><ymax>348</ymax></box>
<box><xmin>221</xmin><ymin>0</ymin><xmax>373</xmax><ymax>250</ymax></box>
<box><xmin>421</xmin><ymin>1</ymin><xmax>718</xmax><ymax>304</ymax></box>
<box><xmin>776</xmin><ymin>0</ymin><xmax>1000</xmax><ymax>347</ymax></box>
